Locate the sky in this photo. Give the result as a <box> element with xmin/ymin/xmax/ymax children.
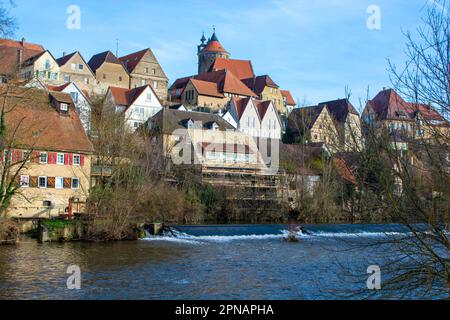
<box><xmin>7</xmin><ymin>0</ymin><xmax>430</xmax><ymax>111</ymax></box>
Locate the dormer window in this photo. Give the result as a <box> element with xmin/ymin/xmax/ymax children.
<box><xmin>60</xmin><ymin>103</ymin><xmax>69</xmax><ymax>112</ymax></box>
<box><xmin>187</xmin><ymin>120</ymin><xmax>194</xmax><ymax>129</ymax></box>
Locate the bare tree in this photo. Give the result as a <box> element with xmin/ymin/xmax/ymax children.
<box><xmin>0</xmin><ymin>0</ymin><xmax>17</xmax><ymax>37</ymax></box>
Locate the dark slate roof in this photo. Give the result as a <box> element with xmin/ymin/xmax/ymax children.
<box><xmin>88</xmin><ymin>51</ymin><xmax>125</xmax><ymax>73</ymax></box>
<box><xmin>288</xmin><ymin>105</ymin><xmax>326</xmax><ymax>135</ymax></box>
<box><xmin>319</xmin><ymin>99</ymin><xmax>359</xmax><ymax>123</ymax></box>
<box><xmin>56</xmin><ymin>51</ymin><xmax>77</xmax><ymax>66</ymax></box>
<box><xmin>148</xmin><ymin>108</ymin><xmax>234</xmax><ymax>134</ymax></box>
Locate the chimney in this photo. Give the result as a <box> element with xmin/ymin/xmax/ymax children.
<box><xmin>21</xmin><ymin>37</ymin><xmax>26</xmax><ymax>47</ymax></box>
<box><xmin>62</xmin><ymin>52</ymin><xmax>66</xmax><ymax>57</ymax></box>
<box><xmin>17</xmin><ymin>48</ymin><xmax>23</xmax><ymax>69</ymax></box>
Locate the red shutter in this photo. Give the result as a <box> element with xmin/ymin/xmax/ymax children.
<box><xmin>12</xmin><ymin>150</ymin><xmax>21</xmax><ymax>162</ymax></box>
<box><xmin>64</xmin><ymin>154</ymin><xmax>69</xmax><ymax>165</ymax></box>
<box><xmin>32</xmin><ymin>151</ymin><xmax>40</xmax><ymax>163</ymax></box>
<box><xmin>80</xmin><ymin>155</ymin><xmax>85</xmax><ymax>166</ymax></box>
<box><xmin>48</xmin><ymin>152</ymin><xmax>56</xmax><ymax>164</ymax></box>
<box><xmin>69</xmin><ymin>154</ymin><xmax>73</xmax><ymax>165</ymax></box>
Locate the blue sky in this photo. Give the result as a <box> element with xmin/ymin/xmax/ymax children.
<box><xmin>9</xmin><ymin>0</ymin><xmax>428</xmax><ymax>110</ymax></box>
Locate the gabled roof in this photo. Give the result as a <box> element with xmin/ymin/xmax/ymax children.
<box><xmin>22</xmin><ymin>50</ymin><xmax>56</xmax><ymax>67</ymax></box>
<box><xmin>319</xmin><ymin>98</ymin><xmax>359</xmax><ymax>123</ymax></box>
<box><xmin>281</xmin><ymin>90</ymin><xmax>296</xmax><ymax>106</ymax></box>
<box><xmin>253</xmin><ymin>100</ymin><xmax>272</xmax><ymax>119</ymax></box>
<box><xmin>119</xmin><ymin>49</ymin><xmax>148</xmax><ymax>73</ymax></box>
<box><xmin>88</xmin><ymin>51</ymin><xmax>126</xmax><ymax>73</ymax></box>
<box><xmin>1</xmin><ymin>85</ymin><xmax>93</xmax><ymax>153</ymax></box>
<box><xmin>196</xmin><ymin>69</ymin><xmax>256</xmax><ymax>97</ymax></box>
<box><xmin>288</xmin><ymin>105</ymin><xmax>327</xmax><ymax>134</ymax></box>
<box><xmin>210</xmin><ymin>58</ymin><xmax>255</xmax><ymax>80</ymax></box>
<box><xmin>0</xmin><ymin>38</ymin><xmax>45</xmax><ymax>76</ymax></box>
<box><xmin>230</xmin><ymin>97</ymin><xmax>252</xmax><ymax>120</ymax></box>
<box><xmin>55</xmin><ymin>51</ymin><xmax>77</xmax><ymax>66</ymax></box>
<box><xmin>46</xmin><ymin>82</ymin><xmax>91</xmax><ymax>103</ymax></box>
<box><xmin>368</xmin><ymin>88</ymin><xmax>448</xmax><ymax>124</ymax></box>
<box><xmin>244</xmin><ymin>75</ymin><xmax>279</xmax><ymax>95</ymax></box>
<box><xmin>49</xmin><ymin>91</ymin><xmax>73</xmax><ymax>104</ymax></box>
<box><xmin>108</xmin><ymin>84</ymin><xmax>161</xmax><ymax>109</ymax></box>
<box><xmin>190</xmin><ymin>79</ymin><xmax>224</xmax><ymax>98</ymax></box>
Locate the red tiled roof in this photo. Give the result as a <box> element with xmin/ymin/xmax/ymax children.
<box><xmin>0</xmin><ymin>38</ymin><xmax>45</xmax><ymax>75</ymax></box>
<box><xmin>211</xmin><ymin>58</ymin><xmax>255</xmax><ymax>80</ymax></box>
<box><xmin>109</xmin><ymin>85</ymin><xmax>159</xmax><ymax>109</ymax></box>
<box><xmin>46</xmin><ymin>83</ymin><xmax>71</xmax><ymax>92</ymax></box>
<box><xmin>254</xmin><ymin>100</ymin><xmax>272</xmax><ymax>119</ymax></box>
<box><xmin>119</xmin><ymin>49</ymin><xmax>148</xmax><ymax>73</ymax></box>
<box><xmin>368</xmin><ymin>89</ymin><xmax>448</xmax><ymax>124</ymax></box>
<box><xmin>231</xmin><ymin>97</ymin><xmax>252</xmax><ymax>119</ymax></box>
<box><xmin>190</xmin><ymin>79</ymin><xmax>224</xmax><ymax>98</ymax></box>
<box><xmin>334</xmin><ymin>157</ymin><xmax>357</xmax><ymax>185</ymax></box>
<box><xmin>281</xmin><ymin>90</ymin><xmax>296</xmax><ymax>106</ymax></box>
<box><xmin>1</xmin><ymin>85</ymin><xmax>93</xmax><ymax>153</ymax></box>
<box><xmin>201</xmin><ymin>40</ymin><xmax>228</xmax><ymax>54</ymax></box>
<box><xmin>196</xmin><ymin>69</ymin><xmax>256</xmax><ymax>97</ymax></box>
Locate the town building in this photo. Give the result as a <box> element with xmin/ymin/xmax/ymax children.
<box><xmin>0</xmin><ymin>38</ymin><xmax>45</xmax><ymax>83</ymax></box>
<box><xmin>88</xmin><ymin>51</ymin><xmax>130</xmax><ymax>94</ymax></box>
<box><xmin>319</xmin><ymin>99</ymin><xmax>362</xmax><ymax>151</ymax></box>
<box><xmin>47</xmin><ymin>82</ymin><xmax>92</xmax><ymax>133</ymax></box>
<box><xmin>223</xmin><ymin>97</ymin><xmax>282</xmax><ymax>139</ymax></box>
<box><xmin>362</xmin><ymin>88</ymin><xmax>449</xmax><ymax>143</ymax></box>
<box><xmin>1</xmin><ymin>85</ymin><xmax>94</xmax><ymax>219</ymax></box>
<box><xmin>170</xmin><ymin>31</ymin><xmax>296</xmax><ymax>116</ymax></box>
<box><xmin>20</xmin><ymin>50</ymin><xmax>61</xmax><ymax>85</ymax></box>
<box><xmin>287</xmin><ymin>104</ymin><xmax>339</xmax><ymax>151</ymax></box>
<box><xmin>119</xmin><ymin>48</ymin><xmax>169</xmax><ymax>101</ymax></box>
<box><xmin>55</xmin><ymin>51</ymin><xmax>96</xmax><ymax>92</ymax></box>
<box><xmin>281</xmin><ymin>90</ymin><xmax>296</xmax><ymax>114</ymax></box>
<box><xmin>106</xmin><ymin>84</ymin><xmax>163</xmax><ymax>132</ymax></box>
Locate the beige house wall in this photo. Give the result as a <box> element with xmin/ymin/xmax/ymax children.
<box><xmin>128</xmin><ymin>51</ymin><xmax>168</xmax><ymax>100</ymax></box>
<box><xmin>59</xmin><ymin>53</ymin><xmax>96</xmax><ymax>92</ymax></box>
<box><xmin>21</xmin><ymin>52</ymin><xmax>61</xmax><ymax>86</ymax></box>
<box><xmin>93</xmin><ymin>63</ymin><xmax>130</xmax><ymax>95</ymax></box>
<box><xmin>310</xmin><ymin>109</ymin><xmax>339</xmax><ymax>151</ymax></box>
<box><xmin>260</xmin><ymin>86</ymin><xmax>285</xmax><ymax>114</ymax></box>
<box><xmin>6</xmin><ymin>154</ymin><xmax>91</xmax><ymax>219</ymax></box>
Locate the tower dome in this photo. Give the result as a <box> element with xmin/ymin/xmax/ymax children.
<box><xmin>198</xmin><ymin>30</ymin><xmax>230</xmax><ymax>74</ymax></box>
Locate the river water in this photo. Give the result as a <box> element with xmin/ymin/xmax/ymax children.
<box><xmin>0</xmin><ymin>224</ymin><xmax>445</xmax><ymax>300</ymax></box>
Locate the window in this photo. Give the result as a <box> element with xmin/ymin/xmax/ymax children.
<box><xmin>38</xmin><ymin>176</ymin><xmax>47</xmax><ymax>189</ymax></box>
<box><xmin>78</xmin><ymin>64</ymin><xmax>84</xmax><ymax>70</ymax></box>
<box><xmin>103</xmin><ymin>74</ymin><xmax>106</xmax><ymax>79</ymax></box>
<box><xmin>145</xmin><ymin>67</ymin><xmax>149</xmax><ymax>74</ymax></box>
<box><xmin>153</xmin><ymin>81</ymin><xmax>158</xmax><ymax>89</ymax></box>
<box><xmin>71</xmin><ymin>63</ymin><xmax>76</xmax><ymax>71</ymax></box>
<box><xmin>64</xmin><ymin>74</ymin><xmax>70</xmax><ymax>83</ymax></box>
<box><xmin>45</xmin><ymin>59</ymin><xmax>51</xmax><ymax>69</ymax></box>
<box><xmin>84</xmin><ymin>77</ymin><xmax>89</xmax><ymax>84</ymax></box>
<box><xmin>22</xmin><ymin>150</ymin><xmax>31</xmax><ymax>162</ymax></box>
<box><xmin>19</xmin><ymin>175</ymin><xmax>29</xmax><ymax>188</ymax></box>
<box><xmin>40</xmin><ymin>152</ymin><xmax>48</xmax><ymax>164</ymax></box>
<box><xmin>57</xmin><ymin>153</ymin><xmax>65</xmax><ymax>165</ymax></box>
<box><xmin>133</xmin><ymin>122</ymin><xmax>141</xmax><ymax>128</ymax></box>
<box><xmin>146</xmin><ymin>93</ymin><xmax>152</xmax><ymax>102</ymax></box>
<box><xmin>141</xmin><ymin>79</ymin><xmax>147</xmax><ymax>86</ymax></box>
<box><xmin>55</xmin><ymin>177</ymin><xmax>64</xmax><ymax>189</ymax></box>
<box><xmin>135</xmin><ymin>107</ymin><xmax>145</xmax><ymax>116</ymax></box>
<box><xmin>119</xmin><ymin>76</ymin><xmax>123</xmax><ymax>82</ymax></box>
<box><xmin>152</xmin><ymin>69</ymin><xmax>156</xmax><ymax>75</ymax></box>
<box><xmin>73</xmin><ymin>154</ymin><xmax>81</xmax><ymax>166</ymax></box>
<box><xmin>70</xmin><ymin>92</ymin><xmax>79</xmax><ymax>103</ymax></box>
<box><xmin>60</xmin><ymin>103</ymin><xmax>69</xmax><ymax>111</ymax></box>
<box><xmin>71</xmin><ymin>178</ymin><xmax>80</xmax><ymax>189</ymax></box>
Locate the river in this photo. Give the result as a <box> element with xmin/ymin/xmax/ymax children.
<box><xmin>0</xmin><ymin>224</ymin><xmax>445</xmax><ymax>300</ymax></box>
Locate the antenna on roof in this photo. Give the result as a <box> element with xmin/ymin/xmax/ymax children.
<box><xmin>115</xmin><ymin>38</ymin><xmax>119</xmax><ymax>57</ymax></box>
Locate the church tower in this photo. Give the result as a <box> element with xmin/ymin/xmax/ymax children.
<box><xmin>197</xmin><ymin>29</ymin><xmax>230</xmax><ymax>74</ymax></box>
